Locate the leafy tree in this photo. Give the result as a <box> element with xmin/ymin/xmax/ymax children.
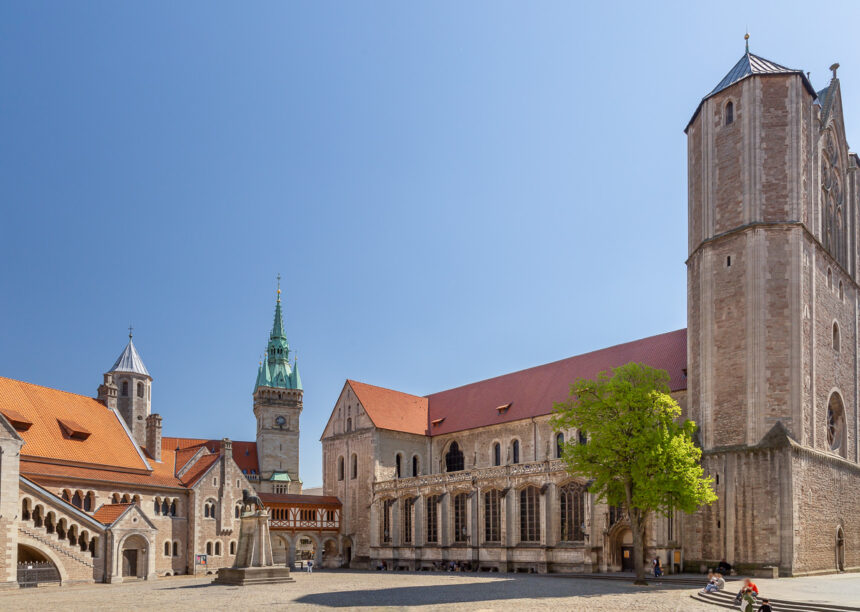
<box><xmin>551</xmin><ymin>362</ymin><xmax>716</xmax><ymax>583</ymax></box>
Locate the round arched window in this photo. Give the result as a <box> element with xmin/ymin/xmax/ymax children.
<box><xmin>827</xmin><ymin>393</ymin><xmax>846</xmax><ymax>455</ymax></box>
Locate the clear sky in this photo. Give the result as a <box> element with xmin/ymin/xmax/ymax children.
<box><xmin>2</xmin><ymin>1</ymin><xmax>858</xmax><ymax>488</ymax></box>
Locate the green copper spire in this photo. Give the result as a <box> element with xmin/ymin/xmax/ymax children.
<box><xmin>253</xmin><ymin>278</ymin><xmax>302</xmax><ymax>392</ymax></box>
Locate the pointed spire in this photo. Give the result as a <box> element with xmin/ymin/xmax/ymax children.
<box><xmin>744</xmin><ymin>31</ymin><xmax>750</xmax><ymax>54</ymax></box>
<box><xmin>109</xmin><ymin>332</ymin><xmax>150</xmax><ymax>377</ymax></box>
<box><xmin>254</xmin><ymin>277</ymin><xmax>300</xmax><ymax>392</ymax></box>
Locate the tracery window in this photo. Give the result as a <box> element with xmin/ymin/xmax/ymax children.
<box><xmin>445</xmin><ymin>442</ymin><xmax>464</xmax><ymax>472</ymax></box>
<box><xmin>403</xmin><ymin>498</ymin><xmax>414</xmax><ymax>543</ymax></box>
<box><xmin>453</xmin><ymin>493</ymin><xmax>468</xmax><ymax>542</ymax></box>
<box><xmin>425</xmin><ymin>495</ymin><xmax>439</xmax><ymax>543</ymax></box>
<box><xmin>609</xmin><ymin>504</ymin><xmax>625</xmax><ymax>527</ymax></box>
<box><xmin>382</xmin><ymin>499</ymin><xmax>394</xmax><ymax>543</ymax></box>
<box><xmin>519</xmin><ymin>486</ymin><xmax>540</xmax><ymax>542</ymax></box>
<box><xmin>556</xmin><ymin>433</ymin><xmax>564</xmax><ymax>459</ymax></box>
<box><xmin>827</xmin><ymin>392</ymin><xmax>847</xmax><ymax>456</ymax></box>
<box><xmin>559</xmin><ymin>483</ymin><xmax>585</xmax><ymax>542</ymax></box>
<box><xmin>484</xmin><ymin>489</ymin><xmax>501</xmax><ymax>542</ymax></box>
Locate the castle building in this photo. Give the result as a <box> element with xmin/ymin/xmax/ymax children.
<box><xmin>0</xmin><ymin>291</ymin><xmax>340</xmax><ymax>588</ymax></box>
<box><xmin>322</xmin><ymin>45</ymin><xmax>859</xmax><ymax>575</ymax></box>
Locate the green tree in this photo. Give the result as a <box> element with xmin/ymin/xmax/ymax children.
<box><xmin>551</xmin><ymin>362</ymin><xmax>716</xmax><ymax>584</ymax></box>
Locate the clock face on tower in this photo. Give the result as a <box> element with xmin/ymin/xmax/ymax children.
<box><xmin>275</xmin><ymin>415</ymin><xmax>286</xmax><ymax>427</ymax></box>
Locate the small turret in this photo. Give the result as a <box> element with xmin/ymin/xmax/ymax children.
<box><xmin>108</xmin><ymin>329</ymin><xmax>152</xmax><ymax>446</ymax></box>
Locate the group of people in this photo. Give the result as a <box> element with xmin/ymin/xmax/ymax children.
<box><xmin>699</xmin><ymin>572</ymin><xmax>773</xmax><ymax>612</ymax></box>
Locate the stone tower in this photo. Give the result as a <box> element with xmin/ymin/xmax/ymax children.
<box><xmin>253</xmin><ymin>284</ymin><xmax>303</xmax><ymax>494</ymax></box>
<box><xmin>685</xmin><ymin>41</ymin><xmax>860</xmax><ymax>572</ymax></box>
<box><xmin>107</xmin><ymin>331</ymin><xmax>152</xmax><ymax>446</ymax></box>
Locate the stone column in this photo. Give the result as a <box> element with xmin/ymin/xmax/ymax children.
<box><xmin>439</xmin><ymin>492</ymin><xmax>450</xmax><ymax>548</ymax></box>
<box><xmin>543</xmin><ymin>483</ymin><xmax>558</xmax><ymax>547</ymax></box>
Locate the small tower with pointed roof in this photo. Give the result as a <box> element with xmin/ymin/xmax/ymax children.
<box><xmin>106</xmin><ymin>329</ymin><xmax>152</xmax><ymax>446</ymax></box>
<box><xmin>253</xmin><ymin>279</ymin><xmax>303</xmax><ymax>494</ymax></box>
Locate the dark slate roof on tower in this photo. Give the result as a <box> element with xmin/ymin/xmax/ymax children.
<box><xmin>109</xmin><ymin>336</ymin><xmax>150</xmax><ymax>377</ymax></box>
<box><xmin>686</xmin><ymin>50</ymin><xmax>817</xmax><ymax>131</ymax></box>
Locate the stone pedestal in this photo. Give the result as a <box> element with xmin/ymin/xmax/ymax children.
<box><xmin>214</xmin><ymin>510</ymin><xmax>294</xmax><ymax>586</ymax></box>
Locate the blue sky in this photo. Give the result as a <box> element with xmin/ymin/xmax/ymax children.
<box><xmin>1</xmin><ymin>1</ymin><xmax>858</xmax><ymax>487</ymax></box>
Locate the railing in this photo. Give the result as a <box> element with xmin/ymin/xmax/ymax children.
<box><xmin>17</xmin><ymin>561</ymin><xmax>61</xmax><ymax>588</ymax></box>
<box><xmin>269</xmin><ymin>518</ymin><xmax>340</xmax><ymax>531</ymax></box>
<box><xmin>373</xmin><ymin>459</ymin><xmax>567</xmax><ymax>493</ymax></box>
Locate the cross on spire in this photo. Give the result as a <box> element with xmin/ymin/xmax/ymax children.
<box><xmin>128</xmin><ymin>325</ymin><xmax>134</xmax><ymax>339</ymax></box>
<box><xmin>277</xmin><ymin>273</ymin><xmax>281</xmax><ymax>302</ymax></box>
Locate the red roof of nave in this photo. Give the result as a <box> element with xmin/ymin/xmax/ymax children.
<box><xmin>162</xmin><ymin>437</ymin><xmax>260</xmax><ymax>475</ymax></box>
<box><xmin>347</xmin><ymin>329</ymin><xmax>687</xmax><ymax>437</ymax></box>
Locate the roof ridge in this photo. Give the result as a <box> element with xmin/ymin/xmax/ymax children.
<box><xmin>0</xmin><ymin>376</ymin><xmax>106</xmax><ymax>402</ymax></box>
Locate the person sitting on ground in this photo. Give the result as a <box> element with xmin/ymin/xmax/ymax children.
<box><xmin>734</xmin><ymin>578</ymin><xmax>758</xmax><ymax>604</ymax></box>
<box><xmin>759</xmin><ymin>598</ymin><xmax>773</xmax><ymax>612</ymax></box>
<box><xmin>702</xmin><ymin>572</ymin><xmax>724</xmax><ymax>593</ymax></box>
<box><xmin>699</xmin><ymin>570</ymin><xmax>714</xmax><ymax>593</ymax></box>
<box><xmin>717</xmin><ymin>559</ymin><xmax>732</xmax><ymax>575</ymax></box>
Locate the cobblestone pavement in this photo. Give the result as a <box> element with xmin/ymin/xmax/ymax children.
<box><xmin>5</xmin><ymin>570</ymin><xmax>860</xmax><ymax>611</ymax></box>
<box><xmin>1</xmin><ymin>571</ymin><xmax>714</xmax><ymax>611</ymax></box>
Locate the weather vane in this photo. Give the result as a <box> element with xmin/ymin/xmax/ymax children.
<box><xmin>128</xmin><ymin>325</ymin><xmax>134</xmax><ymax>339</ymax></box>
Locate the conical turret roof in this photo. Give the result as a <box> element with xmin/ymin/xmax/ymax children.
<box><xmin>109</xmin><ymin>335</ymin><xmax>150</xmax><ymax>377</ymax></box>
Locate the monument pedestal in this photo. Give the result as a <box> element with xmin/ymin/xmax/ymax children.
<box><xmin>213</xmin><ymin>505</ymin><xmax>294</xmax><ymax>586</ymax></box>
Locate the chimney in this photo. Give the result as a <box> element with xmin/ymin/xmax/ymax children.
<box><xmin>97</xmin><ymin>373</ymin><xmax>118</xmax><ymax>410</ymax></box>
<box><xmin>145</xmin><ymin>414</ymin><xmax>162</xmax><ymax>462</ymax></box>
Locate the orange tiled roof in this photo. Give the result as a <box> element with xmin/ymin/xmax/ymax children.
<box><xmin>347</xmin><ymin>380</ymin><xmax>429</xmax><ymax>435</ymax></box>
<box><xmin>163</xmin><ymin>436</ymin><xmax>259</xmax><ymax>475</ymax></box>
<box><xmin>21</xmin><ymin>458</ymin><xmax>182</xmax><ymax>489</ymax></box>
<box><xmin>92</xmin><ymin>503</ymin><xmax>132</xmax><ymax>525</ymax></box>
<box><xmin>179</xmin><ymin>453</ymin><xmax>219</xmax><ymax>487</ymax></box>
<box><xmin>0</xmin><ymin>377</ymin><xmax>148</xmax><ymax>470</ymax></box>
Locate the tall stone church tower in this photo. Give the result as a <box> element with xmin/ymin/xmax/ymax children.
<box><xmin>100</xmin><ymin>331</ymin><xmax>152</xmax><ymax>446</ymax></box>
<box><xmin>253</xmin><ymin>284</ymin><xmax>303</xmax><ymax>494</ymax></box>
<box><xmin>685</xmin><ymin>40</ymin><xmax>860</xmax><ymax>574</ymax></box>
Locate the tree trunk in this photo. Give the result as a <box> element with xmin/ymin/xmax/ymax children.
<box><xmin>625</xmin><ymin>482</ymin><xmax>647</xmax><ymax>585</ymax></box>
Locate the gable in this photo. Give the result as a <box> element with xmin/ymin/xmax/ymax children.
<box><xmin>347</xmin><ymin>380</ymin><xmax>428</xmax><ymax>435</ymax></box>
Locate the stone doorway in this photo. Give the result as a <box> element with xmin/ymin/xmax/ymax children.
<box><xmin>621</xmin><ymin>546</ymin><xmax>634</xmax><ymax>571</ymax></box>
<box><xmin>837</xmin><ymin>527</ymin><xmax>845</xmax><ymax>572</ymax></box>
<box><xmin>121</xmin><ymin>535</ymin><xmax>148</xmax><ymax>579</ymax></box>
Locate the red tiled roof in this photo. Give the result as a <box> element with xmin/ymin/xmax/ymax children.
<box><xmin>162</xmin><ymin>437</ymin><xmax>260</xmax><ymax>475</ymax></box>
<box><xmin>347</xmin><ymin>380</ymin><xmax>428</xmax><ymax>435</ymax></box>
<box><xmin>178</xmin><ymin>453</ymin><xmax>219</xmax><ymax>487</ymax></box>
<box><xmin>426</xmin><ymin>329</ymin><xmax>687</xmax><ymax>435</ymax></box>
<box><xmin>92</xmin><ymin>503</ymin><xmax>132</xmax><ymax>525</ymax></box>
<box><xmin>258</xmin><ymin>492</ymin><xmax>341</xmax><ymax>506</ymax></box>
<box><xmin>0</xmin><ymin>377</ymin><xmax>148</xmax><ymax>470</ymax></box>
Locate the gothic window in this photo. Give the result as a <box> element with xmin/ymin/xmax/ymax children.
<box><xmin>137</xmin><ymin>382</ymin><xmax>144</xmax><ymax>398</ymax></box>
<box><xmin>351</xmin><ymin>454</ymin><xmax>358</xmax><ymax>479</ymax></box>
<box><xmin>338</xmin><ymin>456</ymin><xmax>344</xmax><ymax>481</ymax></box>
<box><xmin>609</xmin><ymin>504</ymin><xmax>625</xmax><ymax>527</ymax></box>
<box><xmin>578</xmin><ymin>430</ymin><xmax>588</xmax><ymax>445</ymax></box>
<box><xmin>839</xmin><ymin>281</ymin><xmax>844</xmax><ymax>301</ymax></box>
<box><xmin>445</xmin><ymin>442</ymin><xmax>464</xmax><ymax>472</ymax></box>
<box><xmin>519</xmin><ymin>486</ymin><xmax>540</xmax><ymax>542</ymax></box>
<box><xmin>725</xmin><ymin>101</ymin><xmax>734</xmax><ymax>125</ymax></box>
<box><xmin>206</xmin><ymin>541</ymin><xmax>213</xmax><ymax>555</ymax></box>
<box><xmin>559</xmin><ymin>483</ymin><xmax>585</xmax><ymax>541</ymax></box>
<box><xmin>381</xmin><ymin>499</ymin><xmax>394</xmax><ymax>543</ymax></box>
<box><xmin>425</xmin><ymin>495</ymin><xmax>439</xmax><ymax>543</ymax></box>
<box><xmin>412</xmin><ymin>455</ymin><xmax>419</xmax><ymax>477</ymax></box>
<box><xmin>403</xmin><ymin>498</ymin><xmax>414</xmax><ymax>543</ymax></box>
<box><xmin>512</xmin><ymin>440</ymin><xmax>520</xmax><ymax>464</ymax></box>
<box><xmin>556</xmin><ymin>433</ymin><xmax>564</xmax><ymax>459</ymax></box>
<box><xmin>164</xmin><ymin>541</ymin><xmax>171</xmax><ymax>556</ymax></box>
<box><xmin>229</xmin><ymin>541</ymin><xmax>236</xmax><ymax>555</ymax></box>
<box><xmin>827</xmin><ymin>268</ymin><xmax>833</xmax><ymax>290</ymax></box>
<box><xmin>484</xmin><ymin>489</ymin><xmax>501</xmax><ymax>542</ymax></box>
<box><xmin>453</xmin><ymin>493</ymin><xmax>468</xmax><ymax>542</ymax></box>
<box><xmin>833</xmin><ymin>322</ymin><xmax>841</xmax><ymax>352</ymax></box>
<box><xmin>395</xmin><ymin>454</ymin><xmax>402</xmax><ymax>479</ymax></box>
<box><xmin>827</xmin><ymin>392</ymin><xmax>847</xmax><ymax>456</ymax></box>
<box><xmin>346</xmin><ymin>417</ymin><xmax>352</xmax><ymax>432</ymax></box>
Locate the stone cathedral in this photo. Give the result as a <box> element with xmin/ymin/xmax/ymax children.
<box><xmin>322</xmin><ymin>44</ymin><xmax>859</xmax><ymax>576</ymax></box>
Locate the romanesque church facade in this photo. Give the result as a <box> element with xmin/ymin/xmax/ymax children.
<box><xmin>322</xmin><ymin>47</ymin><xmax>860</xmax><ymax>576</ymax></box>
<box><xmin>0</xmin><ymin>291</ymin><xmax>341</xmax><ymax>587</ymax></box>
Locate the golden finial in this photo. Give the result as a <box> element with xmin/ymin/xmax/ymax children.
<box><xmin>744</xmin><ymin>31</ymin><xmax>750</xmax><ymax>54</ymax></box>
<box><xmin>276</xmin><ymin>273</ymin><xmax>281</xmax><ymax>302</ymax></box>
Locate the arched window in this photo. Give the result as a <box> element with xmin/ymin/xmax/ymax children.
<box><xmin>827</xmin><ymin>392</ymin><xmax>847</xmax><ymax>456</ymax></box>
<box><xmin>84</xmin><ymin>492</ymin><xmax>94</xmax><ymax>512</ymax></box>
<box><xmin>173</xmin><ymin>541</ymin><xmax>179</xmax><ymax>557</ymax></box>
<box><xmin>403</xmin><ymin>497</ymin><xmax>414</xmax><ymax>543</ymax></box>
<box><xmin>493</xmin><ymin>442</ymin><xmax>501</xmax><ymax>466</ymax></box>
<box><xmin>111</xmin><ymin>493</ymin><xmax>120</xmax><ymax>503</ymax></box>
<box><xmin>72</xmin><ymin>491</ymin><xmax>83</xmax><ymax>508</ymax></box>
<box><xmin>154</xmin><ymin>499</ymin><xmax>161</xmax><ymax>515</ymax></box>
<box><xmin>137</xmin><ymin>382</ymin><xmax>144</xmax><ymax>398</ymax></box>
<box><xmin>121</xmin><ymin>494</ymin><xmax>130</xmax><ymax>504</ymax></box>
<box><xmin>351</xmin><ymin>454</ymin><xmax>358</xmax><ymax>479</ymax></box>
<box><xmin>164</xmin><ymin>541</ymin><xmax>171</xmax><ymax>556</ymax></box>
<box><xmin>215</xmin><ymin>541</ymin><xmax>222</xmax><ymax>556</ymax></box>
<box><xmin>395</xmin><ymin>454</ymin><xmax>402</xmax><ymax>479</ymax></box>
<box><xmin>833</xmin><ymin>322</ymin><xmax>841</xmax><ymax>352</ymax></box>
<box><xmin>121</xmin><ymin>381</ymin><xmax>129</xmax><ymax>396</ymax></box>
<box><xmin>62</xmin><ymin>490</ymin><xmax>71</xmax><ymax>503</ymax></box>
<box><xmin>519</xmin><ymin>486</ymin><xmax>540</xmax><ymax>542</ymax></box>
<box><xmin>445</xmin><ymin>442</ymin><xmax>464</xmax><ymax>472</ymax></box>
<box><xmin>512</xmin><ymin>440</ymin><xmax>520</xmax><ymax>464</ymax></box>
<box><xmin>170</xmin><ymin>500</ymin><xmax>177</xmax><ymax>516</ymax></box>
<box><xmin>346</xmin><ymin>417</ymin><xmax>352</xmax><ymax>432</ymax></box>
<box><xmin>337</xmin><ymin>456</ymin><xmax>344</xmax><ymax>481</ymax></box>
<box><xmin>556</xmin><ymin>433</ymin><xmax>564</xmax><ymax>459</ymax></box>
<box><xmin>725</xmin><ymin>101</ymin><xmax>734</xmax><ymax>125</ymax></box>
<box><xmin>559</xmin><ymin>483</ymin><xmax>585</xmax><ymax>541</ymax></box>
<box><xmin>206</xmin><ymin>541</ymin><xmax>213</xmax><ymax>555</ymax></box>
<box><xmin>235</xmin><ymin>505</ymin><xmax>240</xmax><ymax>518</ymax></box>
<box><xmin>484</xmin><ymin>489</ymin><xmax>501</xmax><ymax>542</ymax></box>
<box><xmin>453</xmin><ymin>493</ymin><xmax>468</xmax><ymax>542</ymax></box>
<box><xmin>162</xmin><ymin>499</ymin><xmax>169</xmax><ymax>515</ymax></box>
<box><xmin>425</xmin><ymin>495</ymin><xmax>439</xmax><ymax>543</ymax></box>
<box><xmin>839</xmin><ymin>281</ymin><xmax>845</xmax><ymax>301</ymax></box>
<box><xmin>412</xmin><ymin>455</ymin><xmax>419</xmax><ymax>477</ymax></box>
<box><xmin>827</xmin><ymin>267</ymin><xmax>833</xmax><ymax>289</ymax></box>
<box><xmin>230</xmin><ymin>541</ymin><xmax>236</xmax><ymax>555</ymax></box>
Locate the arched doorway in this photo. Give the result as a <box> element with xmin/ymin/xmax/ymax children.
<box><xmin>837</xmin><ymin>527</ymin><xmax>845</xmax><ymax>571</ymax></box>
<box><xmin>296</xmin><ymin>535</ymin><xmax>317</xmax><ymax>563</ymax></box>
<box><xmin>341</xmin><ymin>536</ymin><xmax>353</xmax><ymax>568</ymax></box>
<box><xmin>121</xmin><ymin>534</ymin><xmax>149</xmax><ymax>579</ymax></box>
<box><xmin>607</xmin><ymin>524</ymin><xmax>634</xmax><ymax>572</ymax></box>
<box><xmin>17</xmin><ymin>544</ymin><xmax>61</xmax><ymax>587</ymax></box>
<box><xmin>322</xmin><ymin>538</ymin><xmax>339</xmax><ymax>568</ymax></box>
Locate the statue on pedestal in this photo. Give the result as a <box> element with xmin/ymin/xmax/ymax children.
<box><xmin>214</xmin><ymin>490</ymin><xmax>294</xmax><ymax>585</ymax></box>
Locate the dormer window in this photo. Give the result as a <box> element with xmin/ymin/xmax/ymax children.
<box><xmin>725</xmin><ymin>101</ymin><xmax>734</xmax><ymax>125</ymax></box>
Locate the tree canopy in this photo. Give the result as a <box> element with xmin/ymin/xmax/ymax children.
<box><xmin>551</xmin><ymin>361</ymin><xmax>716</xmax><ymax>582</ymax></box>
